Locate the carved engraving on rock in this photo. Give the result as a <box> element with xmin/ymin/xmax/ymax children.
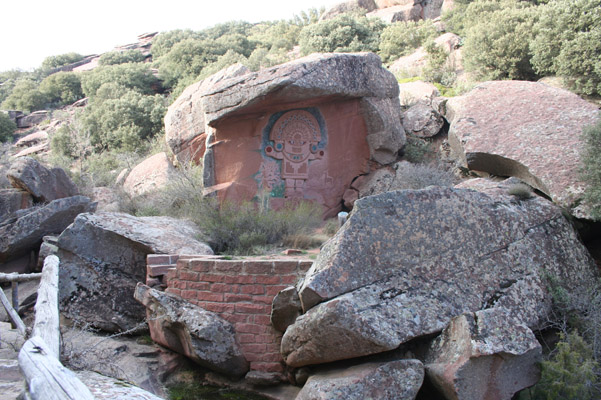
<box><xmin>265</xmin><ymin>110</ymin><xmax>325</xmax><ymax>198</ymax></box>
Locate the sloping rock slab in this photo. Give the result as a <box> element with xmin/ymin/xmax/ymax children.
<box><xmin>446</xmin><ymin>80</ymin><xmax>600</xmax><ymax>218</ymax></box>
<box><xmin>0</xmin><ymin>196</ymin><xmax>95</xmax><ymax>263</ymax></box>
<box><xmin>281</xmin><ymin>184</ymin><xmax>597</xmax><ymax>367</ymax></box>
<box><xmin>295</xmin><ymin>359</ymin><xmax>423</xmax><ymax>400</ymax></box>
<box><xmin>7</xmin><ymin>157</ymin><xmax>78</xmax><ymax>202</ymax></box>
<box><xmin>77</xmin><ymin>371</ymin><xmax>163</xmax><ymax>400</ymax></box>
<box><xmin>57</xmin><ymin>212</ymin><xmax>213</xmax><ymax>332</ymax></box>
<box><xmin>201</xmin><ymin>52</ymin><xmax>404</xmax><ymax>165</ymax></box>
<box><xmin>135</xmin><ymin>283</ymin><xmax>249</xmax><ymax>378</ymax></box>
<box><xmin>426</xmin><ymin>307</ymin><xmax>541</xmax><ymax>400</ymax></box>
<box><xmin>0</xmin><ymin>189</ymin><xmax>33</xmax><ymax>222</ymax></box>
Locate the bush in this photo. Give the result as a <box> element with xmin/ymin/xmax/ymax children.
<box><xmin>462</xmin><ymin>3</ymin><xmax>538</xmax><ymax>80</ymax></box>
<box><xmin>78</xmin><ymin>83</ymin><xmax>167</xmax><ymax>151</ymax></box>
<box><xmin>0</xmin><ymin>112</ymin><xmax>16</xmax><ymax>142</ymax></box>
<box><xmin>530</xmin><ymin>0</ymin><xmax>601</xmax><ymax>95</ymax></box>
<box><xmin>423</xmin><ymin>40</ymin><xmax>457</xmax><ymax>87</ymax></box>
<box><xmin>39</xmin><ymin>71</ymin><xmax>83</xmax><ymax>107</ymax></box>
<box><xmin>80</xmin><ymin>63</ymin><xmax>161</xmax><ymax>97</ymax></box>
<box><xmin>378</xmin><ymin>20</ymin><xmax>437</xmax><ymax>63</ymax></box>
<box><xmin>0</xmin><ymin>78</ymin><xmax>47</xmax><ymax>112</ymax></box>
<box><xmin>299</xmin><ymin>13</ymin><xmax>384</xmax><ymax>55</ymax></box>
<box><xmin>581</xmin><ymin>118</ymin><xmax>601</xmax><ymax>220</ymax></box>
<box><xmin>39</xmin><ymin>52</ymin><xmax>85</xmax><ymax>74</ymax></box>
<box><xmin>99</xmin><ymin>50</ymin><xmax>146</xmax><ymax>66</ymax></box>
<box><xmin>0</xmin><ymin>70</ymin><xmax>29</xmax><ymax>105</ymax></box>
<box><xmin>522</xmin><ymin>332</ymin><xmax>601</xmax><ymax>399</ymax></box>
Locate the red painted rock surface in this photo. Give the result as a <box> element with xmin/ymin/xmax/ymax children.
<box><xmin>446</xmin><ymin>80</ymin><xmax>600</xmax><ymax>218</ymax></box>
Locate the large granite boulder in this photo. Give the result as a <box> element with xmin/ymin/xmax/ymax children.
<box><xmin>446</xmin><ymin>80</ymin><xmax>600</xmax><ymax>218</ymax></box>
<box><xmin>0</xmin><ymin>189</ymin><xmax>33</xmax><ymax>222</ymax></box>
<box><xmin>164</xmin><ymin>64</ymin><xmax>249</xmax><ymax>165</ymax></box>
<box><xmin>201</xmin><ymin>52</ymin><xmax>404</xmax><ymax>167</ymax></box>
<box><xmin>402</xmin><ymin>101</ymin><xmax>445</xmax><ymax>138</ymax></box>
<box><xmin>426</xmin><ymin>307</ymin><xmax>541</xmax><ymax>400</ymax></box>
<box><xmin>295</xmin><ymin>360</ymin><xmax>424</xmax><ymax>400</ymax></box>
<box><xmin>320</xmin><ymin>0</ymin><xmax>377</xmax><ymax>20</ymax></box>
<box><xmin>7</xmin><ymin>157</ymin><xmax>78</xmax><ymax>203</ymax></box>
<box><xmin>281</xmin><ymin>181</ymin><xmax>597</xmax><ymax>367</ymax></box>
<box><xmin>367</xmin><ymin>3</ymin><xmax>423</xmax><ymax>23</ymax></box>
<box><xmin>57</xmin><ymin>212</ymin><xmax>213</xmax><ymax>332</ymax></box>
<box><xmin>122</xmin><ymin>152</ymin><xmax>176</xmax><ymax>197</ymax></box>
<box><xmin>0</xmin><ymin>196</ymin><xmax>95</xmax><ymax>263</ymax></box>
<box><xmin>134</xmin><ymin>283</ymin><xmax>249</xmax><ymax>378</ymax></box>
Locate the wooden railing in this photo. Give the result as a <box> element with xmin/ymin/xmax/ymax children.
<box><xmin>0</xmin><ymin>271</ymin><xmax>42</xmax><ymax>336</ymax></box>
<box><xmin>1</xmin><ymin>256</ymin><xmax>95</xmax><ymax>400</ymax></box>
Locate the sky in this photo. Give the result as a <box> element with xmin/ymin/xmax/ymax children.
<box><xmin>0</xmin><ymin>0</ymin><xmax>341</xmax><ymax>72</ymax></box>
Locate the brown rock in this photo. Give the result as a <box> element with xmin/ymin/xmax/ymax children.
<box><xmin>367</xmin><ymin>4</ymin><xmax>423</xmax><ymax>23</ymax></box>
<box><xmin>320</xmin><ymin>0</ymin><xmax>377</xmax><ymax>20</ymax></box>
<box><xmin>123</xmin><ymin>152</ymin><xmax>175</xmax><ymax>197</ymax></box>
<box><xmin>0</xmin><ymin>189</ymin><xmax>33</xmax><ymax>221</ymax></box>
<box><xmin>90</xmin><ymin>186</ymin><xmax>121</xmax><ymax>212</ymax></box>
<box><xmin>15</xmin><ymin>131</ymin><xmax>48</xmax><ymax>147</ymax></box>
<box><xmin>389</xmin><ymin>47</ymin><xmax>428</xmax><ymax>77</ymax></box>
<box><xmin>7</xmin><ymin>157</ymin><xmax>78</xmax><ymax>203</ymax></box>
<box><xmin>421</xmin><ymin>0</ymin><xmax>445</xmax><ymax>19</ymax></box>
<box><xmin>402</xmin><ymin>101</ymin><xmax>445</xmax><ymax>138</ymax></box>
<box><xmin>12</xmin><ymin>142</ymin><xmax>50</xmax><ymax>158</ymax></box>
<box><xmin>446</xmin><ymin>80</ymin><xmax>600</xmax><ymax>218</ymax></box>
<box><xmin>134</xmin><ymin>283</ymin><xmax>249</xmax><ymax>378</ymax></box>
<box><xmin>281</xmin><ymin>183</ymin><xmax>597</xmax><ymax>367</ymax></box>
<box><xmin>295</xmin><ymin>360</ymin><xmax>424</xmax><ymax>400</ymax></box>
<box><xmin>16</xmin><ymin>111</ymin><xmax>48</xmax><ymax>129</ymax></box>
<box><xmin>426</xmin><ymin>308</ymin><xmax>542</xmax><ymax>400</ymax></box>
<box><xmin>271</xmin><ymin>287</ymin><xmax>302</xmax><ymax>332</ymax></box>
<box><xmin>398</xmin><ymin>81</ymin><xmax>440</xmax><ymax>107</ymax></box>
<box><xmin>57</xmin><ymin>212</ymin><xmax>213</xmax><ymax>332</ymax></box>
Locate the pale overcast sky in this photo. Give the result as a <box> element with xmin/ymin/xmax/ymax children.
<box><xmin>0</xmin><ymin>0</ymin><xmax>341</xmax><ymax>72</ymax></box>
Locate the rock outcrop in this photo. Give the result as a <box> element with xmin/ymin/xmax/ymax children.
<box><xmin>426</xmin><ymin>307</ymin><xmax>541</xmax><ymax>400</ymax></box>
<box><xmin>402</xmin><ymin>101</ymin><xmax>445</xmax><ymax>138</ymax></box>
<box><xmin>271</xmin><ymin>287</ymin><xmax>303</xmax><ymax>333</ymax></box>
<box><xmin>0</xmin><ymin>196</ymin><xmax>95</xmax><ymax>263</ymax></box>
<box><xmin>281</xmin><ymin>182</ymin><xmax>597</xmax><ymax>367</ymax></box>
<box><xmin>123</xmin><ymin>152</ymin><xmax>176</xmax><ymax>197</ymax></box>
<box><xmin>296</xmin><ymin>360</ymin><xmax>424</xmax><ymax>400</ymax></box>
<box><xmin>134</xmin><ymin>283</ymin><xmax>249</xmax><ymax>378</ymax></box>
<box><xmin>0</xmin><ymin>189</ymin><xmax>33</xmax><ymax>221</ymax></box>
<box><xmin>7</xmin><ymin>157</ymin><xmax>78</xmax><ymax>203</ymax></box>
<box><xmin>57</xmin><ymin>212</ymin><xmax>213</xmax><ymax>332</ymax></box>
<box><xmin>321</xmin><ymin>0</ymin><xmax>378</xmax><ymax>20</ymax></box>
<box><xmin>446</xmin><ymin>80</ymin><xmax>600</xmax><ymax>218</ymax></box>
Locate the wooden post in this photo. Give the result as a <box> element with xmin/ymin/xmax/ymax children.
<box><xmin>32</xmin><ymin>255</ymin><xmax>60</xmax><ymax>358</ymax></box>
<box><xmin>19</xmin><ymin>336</ymin><xmax>95</xmax><ymax>400</ymax></box>
<box><xmin>0</xmin><ymin>287</ymin><xmax>26</xmax><ymax>336</ymax></box>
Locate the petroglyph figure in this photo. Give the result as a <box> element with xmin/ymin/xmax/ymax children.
<box><xmin>265</xmin><ymin>110</ymin><xmax>325</xmax><ymax>198</ymax></box>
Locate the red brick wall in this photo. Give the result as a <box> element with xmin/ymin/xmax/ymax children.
<box><xmin>147</xmin><ymin>255</ymin><xmax>312</xmax><ymax>374</ymax></box>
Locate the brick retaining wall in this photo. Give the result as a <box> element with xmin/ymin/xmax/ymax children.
<box><xmin>147</xmin><ymin>255</ymin><xmax>312</xmax><ymax>374</ymax></box>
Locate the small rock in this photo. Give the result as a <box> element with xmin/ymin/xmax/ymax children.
<box><xmin>244</xmin><ymin>370</ymin><xmax>285</xmax><ymax>386</ymax></box>
<box><xmin>271</xmin><ymin>287</ymin><xmax>302</xmax><ymax>332</ymax></box>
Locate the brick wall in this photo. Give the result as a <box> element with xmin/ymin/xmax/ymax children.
<box><xmin>147</xmin><ymin>255</ymin><xmax>312</xmax><ymax>375</ymax></box>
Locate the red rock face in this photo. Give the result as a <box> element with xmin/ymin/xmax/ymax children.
<box><xmin>212</xmin><ymin>98</ymin><xmax>370</xmax><ymax>217</ymax></box>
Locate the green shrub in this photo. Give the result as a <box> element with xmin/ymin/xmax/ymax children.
<box><xmin>99</xmin><ymin>50</ymin><xmax>147</xmax><ymax>66</ymax></box>
<box><xmin>197</xmin><ymin>50</ymin><xmax>248</xmax><ymax>80</ymax></box>
<box><xmin>39</xmin><ymin>52</ymin><xmax>84</xmax><ymax>74</ymax></box>
<box><xmin>299</xmin><ymin>13</ymin><xmax>384</xmax><ymax>55</ymax></box>
<box><xmin>422</xmin><ymin>40</ymin><xmax>457</xmax><ymax>87</ymax></box>
<box><xmin>0</xmin><ymin>112</ymin><xmax>16</xmax><ymax>142</ymax></box>
<box><xmin>80</xmin><ymin>63</ymin><xmax>161</xmax><ymax>97</ymax></box>
<box><xmin>378</xmin><ymin>20</ymin><xmax>437</xmax><ymax>63</ymax></box>
<box><xmin>530</xmin><ymin>0</ymin><xmax>601</xmax><ymax>95</ymax></box>
<box><xmin>0</xmin><ymin>78</ymin><xmax>47</xmax><ymax>112</ymax></box>
<box><xmin>0</xmin><ymin>70</ymin><xmax>29</xmax><ymax>105</ymax></box>
<box><xmin>402</xmin><ymin>135</ymin><xmax>433</xmax><ymax>163</ymax></box>
<box><xmin>521</xmin><ymin>332</ymin><xmax>601</xmax><ymax>400</ymax></box>
<box><xmin>462</xmin><ymin>3</ymin><xmax>538</xmax><ymax>80</ymax></box>
<box><xmin>39</xmin><ymin>71</ymin><xmax>83</xmax><ymax>107</ymax></box>
<box><xmin>78</xmin><ymin>83</ymin><xmax>167</xmax><ymax>151</ymax></box>
<box><xmin>151</xmin><ymin>29</ymin><xmax>201</xmax><ymax>59</ymax></box>
<box><xmin>581</xmin><ymin>117</ymin><xmax>601</xmax><ymax>220</ymax></box>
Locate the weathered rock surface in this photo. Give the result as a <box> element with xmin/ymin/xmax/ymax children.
<box><xmin>321</xmin><ymin>0</ymin><xmax>377</xmax><ymax>20</ymax></box>
<box><xmin>271</xmin><ymin>287</ymin><xmax>302</xmax><ymax>332</ymax></box>
<box><xmin>201</xmin><ymin>53</ymin><xmax>404</xmax><ymax>166</ymax></box>
<box><xmin>295</xmin><ymin>360</ymin><xmax>424</xmax><ymax>400</ymax></box>
<box><xmin>367</xmin><ymin>3</ymin><xmax>422</xmax><ymax>23</ymax></box>
<box><xmin>16</xmin><ymin>110</ymin><xmax>48</xmax><ymax>129</ymax></box>
<box><xmin>446</xmin><ymin>80</ymin><xmax>600</xmax><ymax>218</ymax></box>
<box><xmin>0</xmin><ymin>196</ymin><xmax>95</xmax><ymax>263</ymax></box>
<box><xmin>15</xmin><ymin>131</ymin><xmax>48</xmax><ymax>147</ymax></box>
<box><xmin>398</xmin><ymin>81</ymin><xmax>439</xmax><ymax>106</ymax></box>
<box><xmin>164</xmin><ymin>63</ymin><xmax>249</xmax><ymax>164</ymax></box>
<box><xmin>63</xmin><ymin>327</ymin><xmax>190</xmax><ymax>398</ymax></box>
<box><xmin>0</xmin><ymin>188</ymin><xmax>33</xmax><ymax>221</ymax></box>
<box><xmin>7</xmin><ymin>157</ymin><xmax>78</xmax><ymax>203</ymax></box>
<box><xmin>402</xmin><ymin>101</ymin><xmax>445</xmax><ymax>138</ymax></box>
<box><xmin>281</xmin><ymin>183</ymin><xmax>597</xmax><ymax>367</ymax></box>
<box><xmin>134</xmin><ymin>283</ymin><xmax>249</xmax><ymax>378</ymax></box>
<box><xmin>57</xmin><ymin>212</ymin><xmax>213</xmax><ymax>332</ymax></box>
<box><xmin>91</xmin><ymin>186</ymin><xmax>121</xmax><ymax>212</ymax></box>
<box><xmin>426</xmin><ymin>307</ymin><xmax>541</xmax><ymax>400</ymax></box>
<box><xmin>123</xmin><ymin>152</ymin><xmax>176</xmax><ymax>197</ymax></box>
<box><xmin>76</xmin><ymin>371</ymin><xmax>164</xmax><ymax>400</ymax></box>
